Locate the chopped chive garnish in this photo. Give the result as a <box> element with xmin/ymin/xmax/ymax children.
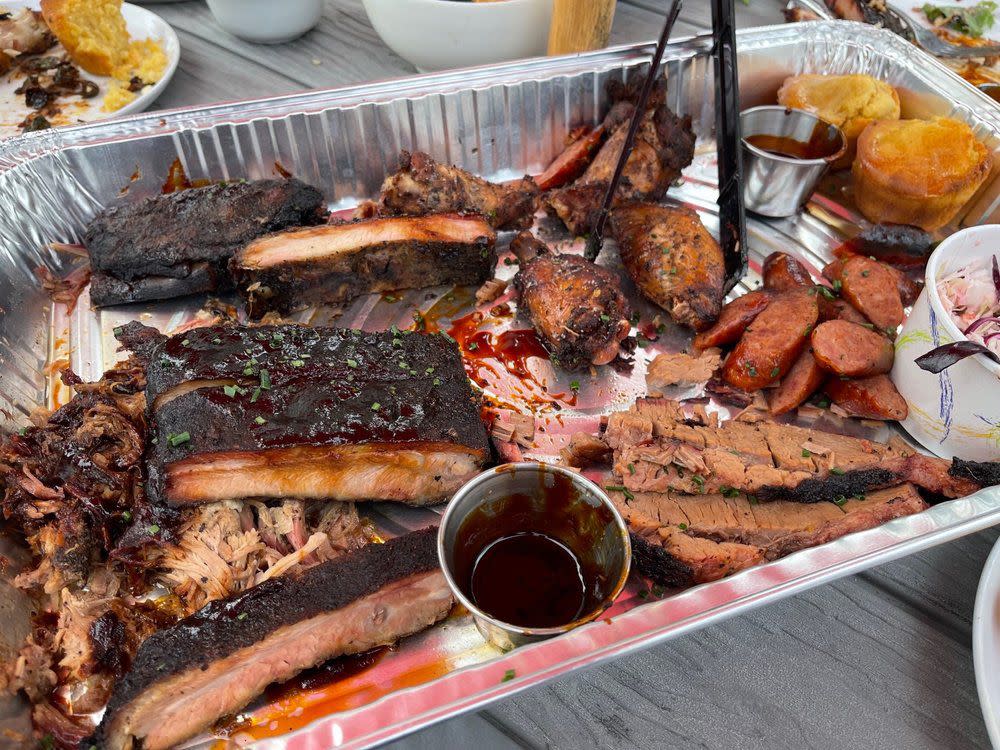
<box><xmin>243</xmin><ymin>365</ymin><xmax>254</xmax><ymax>375</ymax></box>
<box><xmin>347</xmin><ymin>359</ymin><xmax>358</xmax><ymax>369</ymax></box>
<box><xmin>250</xmin><ymin>387</ymin><xmax>261</xmax><ymax>403</ymax></box>
<box><xmin>181</xmin><ymin>338</ymin><xmax>190</xmax><ymax>346</ymax></box>
<box><xmin>467</xmin><ymin>342</ymin><xmax>479</xmax><ymax>351</ymax></box>
<box><xmin>122</xmin><ymin>510</ymin><xmax>132</xmax><ymax>521</ymax></box>
<box><xmin>212</xmin><ymin>337</ymin><xmax>222</xmax><ymax>344</ymax></box>
<box><xmin>604</xmin><ymin>484</ymin><xmax>634</xmax><ymax>501</ymax></box>
<box><xmin>168</xmin><ymin>431</ymin><xmax>190</xmax><ymax>447</ymax></box>
<box><xmin>147</xmin><ymin>524</ymin><xmax>160</xmax><ymax>534</ymax></box>
<box><xmin>433</xmin><ymin>378</ymin><xmax>441</xmax><ymax>386</ymax></box>
<box><xmin>600</xmin><ymin>314</ymin><xmax>610</xmax><ymax>322</ymax></box>
<box><xmin>627</xmin><ymin>462</ymin><xmax>635</xmax><ymax>475</ymax></box>
<box><xmin>637</xmin><ymin>589</ymin><xmax>649</xmax><ymax>599</ymax></box>
<box><xmin>290</xmin><ymin>359</ymin><xmax>305</xmax><ymax>367</ymax></box>
<box><xmin>678</xmin><ymin>522</ymin><xmax>688</xmax><ymax>531</ymax></box>
<box><xmin>260</xmin><ymin>369</ymin><xmax>271</xmax><ymax>389</ymax></box>
<box><xmin>770</xmin><ymin>367</ymin><xmax>780</xmax><ymax>378</ymax></box>
<box><xmin>254</xmin><ymin>416</ymin><xmax>266</xmax><ymax>425</ymax></box>
<box><xmin>223</xmin><ymin>385</ymin><xmax>239</xmax><ymax>398</ymax></box>
<box><xmin>371</xmin><ymin>402</ymin><xmax>381</xmax><ymax>411</ymax></box>
<box><xmin>830</xmin><ymin>467</ymin><xmax>845</xmax><ymax>475</ymax></box>
<box><xmin>802</xmin><ymin>448</ymin><xmax>811</xmax><ymax>458</ymax></box>
<box><xmin>833</xmin><ymin>495</ymin><xmax>847</xmax><ymax>507</ymax></box>
<box><xmin>237</xmin><ymin>612</ymin><xmax>248</xmax><ymax>620</ymax></box>
<box><xmin>570</xmin><ymin>380</ymin><xmax>580</xmax><ymax>391</ymax></box>
<box><xmin>501</xmin><ymin>669</ymin><xmax>516</xmax><ymax>682</ymax></box>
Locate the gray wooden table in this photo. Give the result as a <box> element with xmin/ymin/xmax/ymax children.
<box><xmin>142</xmin><ymin>2</ymin><xmax>998</xmax><ymax>747</ymax></box>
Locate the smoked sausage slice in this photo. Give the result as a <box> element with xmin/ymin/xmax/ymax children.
<box><xmin>722</xmin><ymin>289</ymin><xmax>818</xmax><ymax>391</ymax></box>
<box><xmin>692</xmin><ymin>289</ymin><xmax>772</xmax><ymax>350</ymax></box>
<box><xmin>811</xmin><ymin>320</ymin><xmax>894</xmax><ymax>377</ymax></box>
<box><xmin>825</xmin><ymin>375</ymin><xmax>908</xmax><ymax>421</ymax></box>
<box><xmin>768</xmin><ymin>347</ymin><xmax>826</xmax><ymax>415</ymax></box>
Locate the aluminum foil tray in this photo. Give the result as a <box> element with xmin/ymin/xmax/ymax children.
<box><xmin>1</xmin><ymin>20</ymin><xmax>999</xmax><ymax>750</ymax></box>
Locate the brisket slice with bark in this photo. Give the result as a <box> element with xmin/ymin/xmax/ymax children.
<box><xmin>230</xmin><ymin>213</ymin><xmax>497</xmax><ymax>318</ymax></box>
<box><xmin>605</xmin><ymin>398</ymin><xmax>994</xmax><ymax>502</ymax></box>
<box><xmin>86</xmin><ymin>528</ymin><xmax>452</xmax><ymax>750</ymax></box>
<box><xmin>119</xmin><ymin>324</ymin><xmax>490</xmax><ymax>506</ymax></box>
<box><xmin>614</xmin><ymin>484</ymin><xmax>927</xmax><ymax>587</ymax></box>
<box><xmin>85</xmin><ymin>179</ymin><xmax>325</xmax><ymax>307</ymax></box>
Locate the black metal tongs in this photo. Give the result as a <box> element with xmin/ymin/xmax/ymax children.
<box><xmin>585</xmin><ymin>0</ymin><xmax>748</xmax><ymax>293</ymax></box>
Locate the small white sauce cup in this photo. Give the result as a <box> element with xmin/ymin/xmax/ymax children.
<box><xmin>206</xmin><ymin>0</ymin><xmax>323</xmax><ymax>44</ymax></box>
<box><xmin>893</xmin><ymin>224</ymin><xmax>1000</xmax><ymax>461</ymax></box>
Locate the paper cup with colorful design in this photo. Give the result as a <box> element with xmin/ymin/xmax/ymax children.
<box><xmin>893</xmin><ymin>225</ymin><xmax>1000</xmax><ymax>461</ymax></box>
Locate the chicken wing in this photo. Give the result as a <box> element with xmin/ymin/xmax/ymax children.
<box><xmin>511</xmin><ymin>232</ymin><xmax>631</xmax><ymax>370</ymax></box>
<box><xmin>546</xmin><ymin>89</ymin><xmax>696</xmax><ymax>236</ymax></box>
<box><xmin>610</xmin><ymin>203</ymin><xmax>725</xmax><ymax>331</ymax></box>
<box><xmin>378</xmin><ymin>150</ymin><xmax>538</xmax><ymax>230</ymax></box>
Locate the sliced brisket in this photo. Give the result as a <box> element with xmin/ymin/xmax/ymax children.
<box><xmin>605</xmin><ymin>399</ymin><xmax>992</xmax><ymax>502</ymax></box>
<box><xmin>614</xmin><ymin>484</ymin><xmax>927</xmax><ymax>587</ymax></box>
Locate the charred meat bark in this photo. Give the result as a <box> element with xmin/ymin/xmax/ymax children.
<box><xmin>616</xmin><ymin>483</ymin><xmax>927</xmax><ymax>587</ymax></box>
<box><xmin>604</xmin><ymin>398</ymin><xmax>997</xmax><ymax>502</ymax></box>
<box><xmin>88</xmin><ymin>527</ymin><xmax>452</xmax><ymax>750</ymax></box>
<box><xmin>510</xmin><ymin>232</ymin><xmax>631</xmax><ymax>370</ymax></box>
<box><xmin>378</xmin><ymin>150</ymin><xmax>538</xmax><ymax>230</ymax></box>
<box><xmin>231</xmin><ymin>214</ymin><xmax>496</xmax><ymax>318</ymax></box>
<box><xmin>610</xmin><ymin>203</ymin><xmax>726</xmax><ymax>331</ymax></box>
<box><xmin>122</xmin><ymin>324</ymin><xmax>490</xmax><ymax>506</ymax></box>
<box><xmin>546</xmin><ymin>92</ymin><xmax>696</xmax><ymax>236</ymax></box>
<box><xmin>85</xmin><ymin>179</ymin><xmax>325</xmax><ymax>307</ymax></box>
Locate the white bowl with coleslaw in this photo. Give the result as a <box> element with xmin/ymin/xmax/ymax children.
<box><xmin>892</xmin><ymin>224</ymin><xmax>1000</xmax><ymax>462</ymax></box>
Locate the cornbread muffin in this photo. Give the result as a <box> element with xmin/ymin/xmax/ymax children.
<box><xmin>40</xmin><ymin>0</ymin><xmax>129</xmax><ymax>76</ymax></box>
<box><xmin>853</xmin><ymin>117</ymin><xmax>992</xmax><ymax>231</ymax></box>
<box><xmin>777</xmin><ymin>73</ymin><xmax>900</xmax><ymax>167</ymax></box>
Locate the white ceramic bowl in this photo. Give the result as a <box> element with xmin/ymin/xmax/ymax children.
<box><xmin>362</xmin><ymin>0</ymin><xmax>554</xmax><ymax>73</ymax></box>
<box><xmin>892</xmin><ymin>224</ymin><xmax>1000</xmax><ymax>462</ymax></box>
<box><xmin>206</xmin><ymin>0</ymin><xmax>322</xmax><ymax>44</ymax></box>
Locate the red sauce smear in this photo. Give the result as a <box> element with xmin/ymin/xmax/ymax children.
<box><xmin>446</xmin><ymin>311</ymin><xmax>576</xmax><ymax>409</ymax></box>
<box><xmin>211</xmin><ymin>647</ymin><xmax>458</xmax><ymax>743</ymax></box>
<box><xmin>161</xmin><ymin>158</ymin><xmax>212</xmax><ymax>194</ymax></box>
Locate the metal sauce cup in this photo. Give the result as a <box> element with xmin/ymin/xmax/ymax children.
<box><xmin>437</xmin><ymin>462</ymin><xmax>631</xmax><ymax>651</ymax></box>
<box><xmin>740</xmin><ymin>105</ymin><xmax>847</xmax><ymax>218</ymax></box>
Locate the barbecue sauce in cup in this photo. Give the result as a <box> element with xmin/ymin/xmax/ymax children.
<box><xmin>450</xmin><ymin>468</ymin><xmax>614</xmax><ymax>630</ymax></box>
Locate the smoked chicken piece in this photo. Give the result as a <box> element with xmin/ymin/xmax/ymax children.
<box><xmin>89</xmin><ymin>528</ymin><xmax>452</xmax><ymax>750</ymax></box>
<box><xmin>230</xmin><ymin>213</ymin><xmax>497</xmax><ymax>318</ymax></box>
<box><xmin>120</xmin><ymin>324</ymin><xmax>490</xmax><ymax>507</ymax></box>
<box><xmin>0</xmin><ymin>9</ymin><xmax>53</xmax><ymax>73</ymax></box>
<box><xmin>85</xmin><ymin>178</ymin><xmax>326</xmax><ymax>307</ymax></box>
<box><xmin>534</xmin><ymin>98</ymin><xmax>635</xmax><ymax>191</ymax></box>
<box><xmin>546</xmin><ymin>89</ymin><xmax>696</xmax><ymax>235</ymax></box>
<box><xmin>378</xmin><ymin>150</ymin><xmax>538</xmax><ymax>230</ymax></box>
<box><xmin>510</xmin><ymin>232</ymin><xmax>631</xmax><ymax>370</ymax></box>
<box><xmin>610</xmin><ymin>203</ymin><xmax>726</xmax><ymax>331</ymax></box>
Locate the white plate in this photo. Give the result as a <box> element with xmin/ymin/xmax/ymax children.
<box><xmin>974</xmin><ymin>535</ymin><xmax>1000</xmax><ymax>750</ymax></box>
<box><xmin>0</xmin><ymin>1</ymin><xmax>180</xmax><ymax>138</ymax></box>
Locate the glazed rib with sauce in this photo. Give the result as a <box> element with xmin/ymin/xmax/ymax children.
<box><xmin>120</xmin><ymin>323</ymin><xmax>490</xmax><ymax>506</ymax></box>
<box><xmin>85</xmin><ymin>179</ymin><xmax>326</xmax><ymax>307</ymax></box>
<box><xmin>378</xmin><ymin>150</ymin><xmax>539</xmax><ymax>230</ymax></box>
<box><xmin>231</xmin><ymin>214</ymin><xmax>497</xmax><ymax>318</ymax></box>
<box><xmin>610</xmin><ymin>203</ymin><xmax>726</xmax><ymax>331</ymax></box>
<box><xmin>88</xmin><ymin>528</ymin><xmax>452</xmax><ymax>750</ymax></box>
<box><xmin>510</xmin><ymin>232</ymin><xmax>631</xmax><ymax>370</ymax></box>
<box><xmin>604</xmin><ymin>398</ymin><xmax>995</xmax><ymax>502</ymax></box>
<box><xmin>615</xmin><ymin>484</ymin><xmax>928</xmax><ymax>587</ymax></box>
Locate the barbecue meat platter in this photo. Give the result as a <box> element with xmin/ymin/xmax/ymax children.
<box><xmin>1</xmin><ymin>54</ymin><xmax>999</xmax><ymax>750</ymax></box>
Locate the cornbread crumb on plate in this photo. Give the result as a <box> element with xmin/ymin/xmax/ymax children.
<box><xmin>0</xmin><ymin>0</ymin><xmax>178</xmax><ymax>138</ymax></box>
<box><xmin>40</xmin><ymin>0</ymin><xmax>168</xmax><ymax>111</ymax></box>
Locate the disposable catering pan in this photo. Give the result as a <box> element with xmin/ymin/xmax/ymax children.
<box><xmin>1</xmin><ymin>20</ymin><xmax>999</xmax><ymax>750</ymax></box>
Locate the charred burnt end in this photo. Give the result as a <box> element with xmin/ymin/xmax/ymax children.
<box><xmin>949</xmin><ymin>458</ymin><xmax>1000</xmax><ymax>489</ymax></box>
<box><xmin>755</xmin><ymin>468</ymin><xmax>900</xmax><ymax>504</ymax></box>
<box><xmin>90</xmin><ymin>528</ymin><xmax>441</xmax><ymax>747</ymax></box>
<box><xmin>628</xmin><ymin>531</ymin><xmax>694</xmax><ymax>588</ymax></box>
<box><xmin>112</xmin><ymin>321</ymin><xmax>168</xmax><ymax>366</ymax></box>
<box><xmin>84</xmin><ymin>178</ymin><xmax>326</xmax><ymax>307</ymax></box>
